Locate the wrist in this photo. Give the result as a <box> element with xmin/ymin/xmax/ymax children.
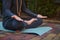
<box><xmin>37</xmin><ymin>14</ymin><xmax>39</xmax><ymax>17</ymax></box>
<box><xmin>37</xmin><ymin>14</ymin><xmax>42</xmax><ymax>17</ymax></box>
<box><xmin>11</xmin><ymin>15</ymin><xmax>16</xmax><ymax>18</ymax></box>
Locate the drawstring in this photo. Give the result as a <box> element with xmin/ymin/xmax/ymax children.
<box><xmin>16</xmin><ymin>0</ymin><xmax>22</xmax><ymax>17</ymax></box>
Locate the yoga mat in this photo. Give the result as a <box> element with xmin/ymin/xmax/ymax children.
<box><xmin>0</xmin><ymin>22</ymin><xmax>52</xmax><ymax>36</ymax></box>
<box><xmin>22</xmin><ymin>27</ymin><xmax>52</xmax><ymax>36</ymax></box>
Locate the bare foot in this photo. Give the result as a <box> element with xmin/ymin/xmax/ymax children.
<box><xmin>24</xmin><ymin>18</ymin><xmax>37</xmax><ymax>25</ymax></box>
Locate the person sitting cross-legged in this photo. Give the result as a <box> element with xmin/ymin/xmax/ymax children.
<box><xmin>2</xmin><ymin>0</ymin><xmax>47</xmax><ymax>31</ymax></box>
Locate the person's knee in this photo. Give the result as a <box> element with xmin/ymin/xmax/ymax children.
<box><xmin>37</xmin><ymin>18</ymin><xmax>43</xmax><ymax>24</ymax></box>
<box><xmin>12</xmin><ymin>20</ymin><xmax>24</xmax><ymax>30</ymax></box>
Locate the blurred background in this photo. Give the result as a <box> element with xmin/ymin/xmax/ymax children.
<box><xmin>0</xmin><ymin>0</ymin><xmax>60</xmax><ymax>21</ymax></box>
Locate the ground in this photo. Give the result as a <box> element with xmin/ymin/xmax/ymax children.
<box><xmin>0</xmin><ymin>22</ymin><xmax>60</xmax><ymax>40</ymax></box>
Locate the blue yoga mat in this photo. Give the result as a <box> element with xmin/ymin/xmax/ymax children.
<box><xmin>0</xmin><ymin>22</ymin><xmax>52</xmax><ymax>36</ymax></box>
<box><xmin>22</xmin><ymin>27</ymin><xmax>52</xmax><ymax>36</ymax></box>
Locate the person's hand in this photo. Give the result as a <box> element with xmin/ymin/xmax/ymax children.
<box><xmin>24</xmin><ymin>18</ymin><xmax>37</xmax><ymax>25</ymax></box>
<box><xmin>37</xmin><ymin>14</ymin><xmax>47</xmax><ymax>18</ymax></box>
<box><xmin>11</xmin><ymin>15</ymin><xmax>23</xmax><ymax>21</ymax></box>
